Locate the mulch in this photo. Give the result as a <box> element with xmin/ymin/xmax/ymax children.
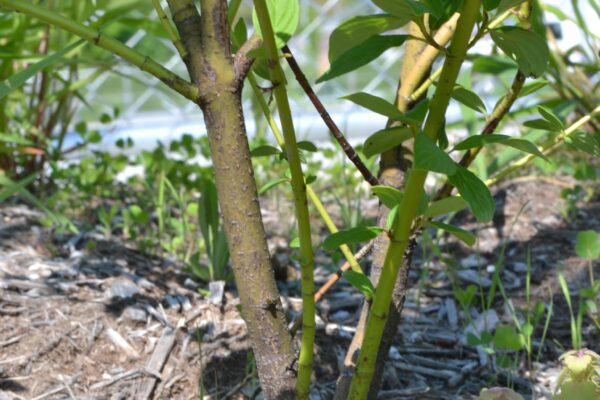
<box><xmin>0</xmin><ymin>176</ymin><xmax>598</xmax><ymax>399</ymax></box>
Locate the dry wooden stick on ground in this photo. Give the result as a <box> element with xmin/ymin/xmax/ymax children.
<box><xmin>135</xmin><ymin>325</ymin><xmax>178</xmax><ymax>399</ymax></box>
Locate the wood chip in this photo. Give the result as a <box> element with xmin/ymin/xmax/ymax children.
<box><xmin>135</xmin><ymin>326</ymin><xmax>177</xmax><ymax>399</ymax></box>
<box><xmin>106</xmin><ymin>328</ymin><xmax>139</xmax><ymax>358</ymax></box>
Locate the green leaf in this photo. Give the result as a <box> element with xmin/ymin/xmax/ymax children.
<box><xmin>554</xmin><ymin>382</ymin><xmax>598</xmax><ymax>400</ymax></box>
<box><xmin>566</xmin><ymin>131</ymin><xmax>600</xmax><ymax>156</ymax></box>
<box><xmin>86</xmin><ymin>130</ymin><xmax>102</xmax><ymax>144</ymax></box>
<box><xmin>413</xmin><ymin>134</ymin><xmax>457</xmax><ymax>175</ymax></box>
<box><xmin>297</xmin><ymin>140</ymin><xmax>317</xmax><ymax>152</ymax></box>
<box><xmin>252</xmin><ymin>0</ymin><xmax>299</xmax><ymax>48</ymax></box>
<box><xmin>342</xmin><ymin>270</ymin><xmax>375</xmax><ymax>300</ymax></box>
<box><xmin>0</xmin><ymin>174</ymin><xmax>76</xmax><ymax>232</ymax></box>
<box><xmin>518</xmin><ymin>80</ymin><xmax>549</xmax><ymax>98</ymax></box>
<box><xmin>250</xmin><ymin>144</ymin><xmax>281</xmax><ymax>157</ymax></box>
<box><xmin>342</xmin><ymin>92</ymin><xmax>424</xmax><ymax>126</ymax></box>
<box><xmin>493</xmin><ymin>325</ymin><xmax>525</xmax><ymax>350</ymax></box>
<box><xmin>451</xmin><ymin>84</ymin><xmax>487</xmax><ymax>114</ymax></box>
<box><xmin>100</xmin><ymin>113</ymin><xmax>112</xmax><ymax>124</ymax></box>
<box><xmin>0</xmin><ymin>132</ymin><xmax>34</xmax><ymax>146</ymax></box>
<box><xmin>199</xmin><ymin>179</ymin><xmax>220</xmax><ymax>250</ymax></box>
<box><xmin>305</xmin><ymin>175</ymin><xmax>317</xmax><ymax>185</ymax></box>
<box><xmin>454</xmin><ymin>134</ymin><xmax>547</xmax><ymax>161</ymax></box>
<box><xmin>386</xmin><ymin>204</ymin><xmax>400</xmax><ymax>229</ymax></box>
<box><xmin>575</xmin><ymin>230</ymin><xmax>600</xmax><ymax>261</ymax></box>
<box><xmin>405</xmin><ymin>99</ymin><xmax>430</xmax><ymax>125</ymax></box>
<box><xmin>258</xmin><ymin>177</ymin><xmax>288</xmax><ymax>195</ymax></box>
<box><xmin>290</xmin><ymin>237</ymin><xmax>300</xmax><ymax>248</ymax></box>
<box><xmin>363</xmin><ymin>126</ymin><xmax>412</xmax><ymax>158</ymax></box>
<box><xmin>497</xmin><ymin>0</ymin><xmax>527</xmax><ymax>13</ymax></box>
<box><xmin>0</xmin><ymin>40</ymin><xmax>84</xmax><ymax>100</ymax></box>
<box><xmin>128</xmin><ymin>204</ymin><xmax>150</xmax><ymax>224</ymax></box>
<box><xmin>483</xmin><ymin>0</ymin><xmax>501</xmax><ymax>10</ymax></box>
<box><xmin>523</xmin><ymin>118</ymin><xmax>560</xmax><ymax>132</ymax></box>
<box><xmin>424</xmin><ymin>196</ymin><xmax>469</xmax><ymax>218</ymax></box>
<box><xmin>0</xmin><ymin>173</ymin><xmax>37</xmax><ymax>202</ymax></box>
<box><xmin>323</xmin><ymin>226</ymin><xmax>384</xmax><ymax>251</ymax></box>
<box><xmin>372</xmin><ymin>185</ymin><xmax>403</xmax><ymax>209</ymax></box>
<box><xmin>328</xmin><ymin>14</ymin><xmax>408</xmax><ymax>61</ymax></box>
<box><xmin>372</xmin><ymin>0</ymin><xmax>431</xmax><ymax>20</ymax></box>
<box><xmin>342</xmin><ymin>92</ymin><xmax>403</xmax><ymax>120</ymax></box>
<box><xmin>318</xmin><ymin>35</ymin><xmax>408</xmax><ymax>83</ymax></box>
<box><xmin>470</xmin><ymin>54</ymin><xmax>517</xmax><ymax>74</ymax></box>
<box><xmin>455</xmin><ymin>284</ymin><xmax>477</xmax><ymax>309</ymax></box>
<box><xmin>501</xmin><ymin>138</ymin><xmax>547</xmax><ymax>161</ymax></box>
<box><xmin>425</xmin><ymin>220</ymin><xmax>475</xmax><ymax>246</ymax></box>
<box><xmin>231</xmin><ymin>18</ymin><xmax>249</xmax><ymax>50</ymax></box>
<box><xmin>449</xmin><ymin>166</ymin><xmax>495</xmax><ymax>222</ymax></box>
<box><xmin>490</xmin><ymin>27</ymin><xmax>549</xmax><ymax>77</ymax></box>
<box><xmin>538</xmin><ymin>106</ymin><xmax>564</xmax><ymax>130</ymax></box>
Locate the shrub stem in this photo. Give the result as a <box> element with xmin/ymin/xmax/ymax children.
<box><xmin>252</xmin><ymin>1</ymin><xmax>316</xmax><ymax>397</ymax></box>
<box><xmin>347</xmin><ymin>2</ymin><xmax>482</xmax><ymax>398</ymax></box>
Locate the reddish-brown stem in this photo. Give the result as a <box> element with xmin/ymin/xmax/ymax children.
<box><xmin>282</xmin><ymin>44</ymin><xmax>379</xmax><ymax>186</ymax></box>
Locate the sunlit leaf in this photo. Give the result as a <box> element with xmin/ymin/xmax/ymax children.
<box><xmin>252</xmin><ymin>0</ymin><xmax>299</xmax><ymax>48</ymax></box>
<box><xmin>328</xmin><ymin>14</ymin><xmax>408</xmax><ymax>61</ymax></box>
<box><xmin>363</xmin><ymin>126</ymin><xmax>412</xmax><ymax>158</ymax></box>
<box><xmin>490</xmin><ymin>27</ymin><xmax>549</xmax><ymax>77</ymax></box>
<box><xmin>323</xmin><ymin>226</ymin><xmax>385</xmax><ymax>251</ymax></box>
<box><xmin>342</xmin><ymin>270</ymin><xmax>375</xmax><ymax>300</ymax></box>
<box><xmin>318</xmin><ymin>35</ymin><xmax>407</xmax><ymax>83</ymax></box>
<box><xmin>413</xmin><ymin>134</ymin><xmax>457</xmax><ymax>175</ymax></box>
<box><xmin>449</xmin><ymin>166</ymin><xmax>495</xmax><ymax>222</ymax></box>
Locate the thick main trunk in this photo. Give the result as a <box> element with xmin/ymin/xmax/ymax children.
<box><xmin>166</xmin><ymin>1</ymin><xmax>297</xmax><ymax>397</ymax></box>
<box><xmin>201</xmin><ymin>90</ymin><xmax>296</xmax><ymax>399</ymax></box>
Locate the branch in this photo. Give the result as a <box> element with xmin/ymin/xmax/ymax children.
<box><xmin>282</xmin><ymin>45</ymin><xmax>380</xmax><ymax>186</ymax></box>
<box><xmin>348</xmin><ymin>2</ymin><xmax>482</xmax><ymax>397</ymax></box>
<box><xmin>409</xmin><ymin>8</ymin><xmax>514</xmax><ymax>103</ymax></box>
<box><xmin>435</xmin><ymin>70</ymin><xmax>526</xmax><ymax>199</ymax></box>
<box><xmin>233</xmin><ymin>33</ymin><xmax>261</xmax><ymax>81</ymax></box>
<box><xmin>397</xmin><ymin>13</ymin><xmax>460</xmax><ymax>110</ymax></box>
<box><xmin>253</xmin><ymin>1</ymin><xmax>316</xmax><ymax>397</ymax></box>
<box><xmin>0</xmin><ymin>0</ymin><xmax>198</xmax><ymax>102</ymax></box>
<box><xmin>486</xmin><ymin>105</ymin><xmax>600</xmax><ymax>187</ymax></box>
<box><xmin>166</xmin><ymin>0</ymin><xmax>205</xmax><ymax>85</ymax></box>
<box><xmin>151</xmin><ymin>0</ymin><xmax>187</xmax><ymax>59</ymax></box>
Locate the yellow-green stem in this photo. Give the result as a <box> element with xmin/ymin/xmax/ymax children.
<box><xmin>485</xmin><ymin>105</ymin><xmax>600</xmax><ymax>186</ymax></box>
<box><xmin>0</xmin><ymin>0</ymin><xmax>197</xmax><ymax>101</ymax></box>
<box><xmin>151</xmin><ymin>0</ymin><xmax>186</xmax><ymax>58</ymax></box>
<box><xmin>252</xmin><ymin>1</ymin><xmax>315</xmax><ymax>398</ymax></box>
<box><xmin>247</xmin><ymin>73</ymin><xmax>363</xmax><ymax>274</ymax></box>
<box><xmin>348</xmin><ymin>2</ymin><xmax>481</xmax><ymax>398</ymax></box>
<box><xmin>410</xmin><ymin>7</ymin><xmax>513</xmax><ymax>102</ymax></box>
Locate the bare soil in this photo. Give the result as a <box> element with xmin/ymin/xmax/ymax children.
<box><xmin>0</xmin><ymin>176</ymin><xmax>598</xmax><ymax>399</ymax></box>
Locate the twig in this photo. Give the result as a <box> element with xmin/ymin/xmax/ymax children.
<box><xmin>234</xmin><ymin>33</ymin><xmax>262</xmax><ymax>81</ymax></box>
<box><xmin>106</xmin><ymin>327</ymin><xmax>139</xmax><ymax>358</ymax></box>
<box><xmin>89</xmin><ymin>368</ymin><xmax>142</xmax><ymax>390</ymax></box>
<box><xmin>135</xmin><ymin>325</ymin><xmax>178</xmax><ymax>399</ymax></box>
<box><xmin>30</xmin><ymin>373</ymin><xmax>81</xmax><ymax>400</ymax></box>
<box><xmin>152</xmin><ymin>0</ymin><xmax>187</xmax><ymax>58</ymax></box>
<box><xmin>59</xmin><ymin>374</ymin><xmax>78</xmax><ymax>400</ymax></box>
<box><xmin>435</xmin><ymin>70</ymin><xmax>526</xmax><ymax>199</ymax></box>
<box><xmin>222</xmin><ymin>370</ymin><xmax>258</xmax><ymax>399</ymax></box>
<box><xmin>289</xmin><ymin>240</ymin><xmax>374</xmax><ymax>336</ymax></box>
<box><xmin>0</xmin><ymin>333</ymin><xmax>25</xmax><ymax>348</ymax></box>
<box><xmin>282</xmin><ymin>45</ymin><xmax>379</xmax><ymax>186</ymax></box>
